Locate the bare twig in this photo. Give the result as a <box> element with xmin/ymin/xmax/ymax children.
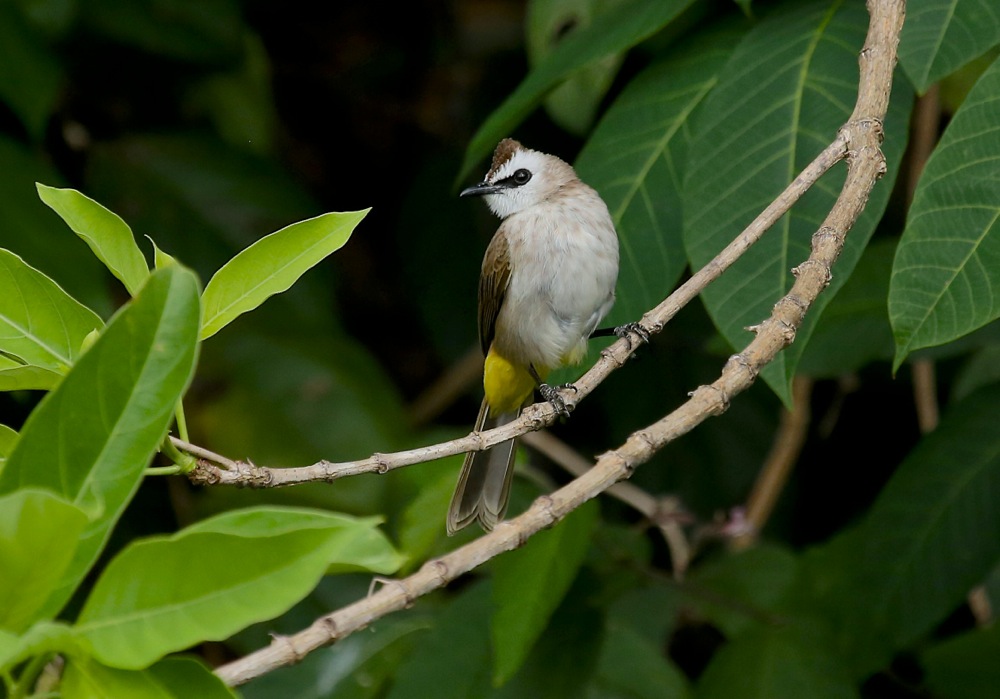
<box><xmin>214</xmin><ymin>1</ymin><xmax>905</xmax><ymax>685</ymax></box>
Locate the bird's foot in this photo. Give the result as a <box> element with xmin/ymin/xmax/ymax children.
<box><xmin>538</xmin><ymin>383</ymin><xmax>576</xmax><ymax>418</ymax></box>
<box><xmin>614</xmin><ymin>322</ymin><xmax>651</xmax><ymax>350</ymax></box>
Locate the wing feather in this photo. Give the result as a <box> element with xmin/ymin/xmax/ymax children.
<box><xmin>478</xmin><ymin>229</ymin><xmax>511</xmax><ymax>356</ymax></box>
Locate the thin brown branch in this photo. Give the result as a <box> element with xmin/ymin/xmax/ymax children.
<box><xmin>214</xmin><ymin>0</ymin><xmax>905</xmax><ymax>684</ymax></box>
<box><xmin>408</xmin><ymin>345</ymin><xmax>483</xmax><ymax>426</ymax></box>
<box><xmin>732</xmin><ymin>375</ymin><xmax>814</xmax><ymax>550</ymax></box>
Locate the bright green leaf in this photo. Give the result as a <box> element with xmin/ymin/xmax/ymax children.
<box><xmin>576</xmin><ymin>19</ymin><xmax>746</xmax><ymax>326</ymax></box>
<box><xmin>0</xmin><ymin>422</ymin><xmax>15</xmax><ymax>461</ymax></box>
<box><xmin>146</xmin><ymin>236</ymin><xmax>178</xmax><ymax>269</ymax></box>
<box><xmin>889</xmin><ymin>55</ymin><xmax>1000</xmax><ymax>369</ymax></box>
<box><xmin>695</xmin><ymin>627</ymin><xmax>857</xmax><ymax>699</ymax></box>
<box><xmin>63</xmin><ymin>656</ymin><xmax>237</xmax><ymax>699</ymax></box>
<box><xmin>0</xmin><ymin>266</ymin><xmax>201</xmax><ymax>619</ymax></box>
<box><xmin>0</xmin><ymin>248</ymin><xmax>104</xmax><ymax>372</ymax></box>
<box><xmin>76</xmin><ymin>506</ymin><xmax>402</xmax><ymax>669</ymax></box>
<box><xmin>840</xmin><ymin>384</ymin><xmax>1000</xmax><ymax>672</ymax></box>
<box><xmin>921</xmin><ymin>625</ymin><xmax>1000</xmax><ymax>699</ymax></box>
<box><xmin>36</xmin><ymin>184</ymin><xmax>150</xmax><ymax>296</ymax></box>
<box><xmin>0</xmin><ymin>620</ymin><xmax>84</xmax><ymax>677</ymax></box>
<box><xmin>0</xmin><ymin>490</ymin><xmax>88</xmax><ymax>633</ymax></box>
<box><xmin>458</xmin><ymin>0</ymin><xmax>696</xmax><ymax>183</ymax></box>
<box><xmin>200</xmin><ymin>209</ymin><xmax>368</xmax><ymax>339</ymax></box>
<box><xmin>490</xmin><ymin>500</ymin><xmax>598</xmax><ymax>685</ymax></box>
<box><xmin>0</xmin><ymin>361</ymin><xmax>63</xmax><ymax>391</ymax></box>
<box><xmin>683</xmin><ymin>0</ymin><xmax>911</xmax><ymax>404</ymax></box>
<box><xmin>898</xmin><ymin>0</ymin><xmax>1000</xmax><ymax>93</ymax></box>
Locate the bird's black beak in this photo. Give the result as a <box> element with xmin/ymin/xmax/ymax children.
<box><xmin>460</xmin><ymin>181</ymin><xmax>500</xmax><ymax>198</ymax></box>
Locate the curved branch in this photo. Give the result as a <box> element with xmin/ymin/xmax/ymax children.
<box><xmin>214</xmin><ymin>0</ymin><xmax>905</xmax><ymax>685</ymax></box>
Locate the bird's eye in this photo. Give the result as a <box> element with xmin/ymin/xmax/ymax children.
<box><xmin>512</xmin><ymin>168</ymin><xmax>532</xmax><ymax>185</ymax></box>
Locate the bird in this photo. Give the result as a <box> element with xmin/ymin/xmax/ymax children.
<box><xmin>446</xmin><ymin>138</ymin><xmax>620</xmax><ymax>535</ymax></box>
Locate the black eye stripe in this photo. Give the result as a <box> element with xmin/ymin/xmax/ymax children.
<box><xmin>498</xmin><ymin>168</ymin><xmax>532</xmax><ymax>187</ymax></box>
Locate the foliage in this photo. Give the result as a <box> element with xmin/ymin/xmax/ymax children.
<box><xmin>1</xmin><ymin>0</ymin><xmax>1000</xmax><ymax>697</ymax></box>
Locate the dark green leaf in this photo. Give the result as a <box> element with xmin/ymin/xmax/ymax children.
<box><xmin>576</xmin><ymin>19</ymin><xmax>746</xmax><ymax>326</ymax></box>
<box><xmin>595</xmin><ymin>620</ymin><xmax>690</xmax><ymax>699</ymax></box>
<box><xmin>0</xmin><ymin>423</ymin><xmax>15</xmax><ymax>461</ymax></box>
<box><xmin>0</xmin><ymin>490</ymin><xmax>88</xmax><ymax>633</ymax></box>
<box><xmin>889</xmin><ymin>55</ymin><xmax>1000</xmax><ymax>369</ymax></box>
<box><xmin>62</xmin><ymin>656</ymin><xmax>238</xmax><ymax>699</ymax></box>
<box><xmin>459</xmin><ymin>0</ymin><xmax>696</xmax><ymax>183</ymax></box>
<box><xmin>0</xmin><ymin>3</ymin><xmax>61</xmax><ymax>140</ymax></box>
<box><xmin>37</xmin><ymin>184</ymin><xmax>150</xmax><ymax>296</ymax></box>
<box><xmin>0</xmin><ymin>266</ymin><xmax>201</xmax><ymax>619</ymax></box>
<box><xmin>898</xmin><ymin>0</ymin><xmax>1000</xmax><ymax>93</ymax></box>
<box><xmin>695</xmin><ymin>627</ymin><xmax>858</xmax><ymax>699</ymax></box>
<box><xmin>953</xmin><ymin>344</ymin><xmax>1000</xmax><ymax>400</ymax></box>
<box><xmin>75</xmin><ymin>507</ymin><xmax>402</xmax><ymax>669</ymax></box>
<box><xmin>922</xmin><ymin>625</ymin><xmax>1000</xmax><ymax>699</ymax></box>
<box><xmin>841</xmin><ymin>384</ymin><xmax>1000</xmax><ymax>671</ymax></box>
<box><xmin>490</xmin><ymin>500</ymin><xmax>598</xmax><ymax>685</ymax></box>
<box><xmin>683</xmin><ymin>0</ymin><xmax>911</xmax><ymax>404</ymax></box>
<box><xmin>201</xmin><ymin>209</ymin><xmax>368</xmax><ymax>339</ymax></box>
<box><xmin>0</xmin><ymin>248</ymin><xmax>104</xmax><ymax>373</ymax></box>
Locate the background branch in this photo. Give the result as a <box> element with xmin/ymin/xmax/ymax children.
<box><xmin>214</xmin><ymin>0</ymin><xmax>905</xmax><ymax>685</ymax></box>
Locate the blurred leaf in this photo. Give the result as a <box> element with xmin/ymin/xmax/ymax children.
<box><xmin>63</xmin><ymin>656</ymin><xmax>237</xmax><ymax>699</ymax></box>
<box><xmin>0</xmin><ymin>489</ymin><xmax>88</xmax><ymax>633</ymax></box>
<box><xmin>683</xmin><ymin>544</ymin><xmax>798</xmax><ymax>638</ymax></box>
<box><xmin>940</xmin><ymin>46</ymin><xmax>1000</xmax><ymax>112</ymax></box>
<box><xmin>0</xmin><ymin>3</ymin><xmax>62</xmax><ymax>140</ymax></box>
<box><xmin>147</xmin><ymin>236</ymin><xmax>178</xmax><ymax>269</ymax></box>
<box><xmin>889</xmin><ymin>55</ymin><xmax>1000</xmax><ymax>369</ymax></box>
<box><xmin>695</xmin><ymin>626</ymin><xmax>857</xmax><ymax>699</ymax></box>
<box><xmin>201</xmin><ymin>209</ymin><xmax>368</xmax><ymax>339</ymax></box>
<box><xmin>387</xmin><ymin>583</ymin><xmax>493</xmax><ymax>699</ymax></box>
<box><xmin>37</xmin><ymin>184</ymin><xmax>149</xmax><ymax>296</ymax></box>
<box><xmin>953</xmin><ymin>343</ymin><xmax>1000</xmax><ymax>400</ymax></box>
<box><xmin>576</xmin><ymin>19</ymin><xmax>746</xmax><ymax>326</ymax></box>
<box><xmin>798</xmin><ymin>239</ymin><xmax>895</xmax><ymax>376</ymax></box>
<box><xmin>79</xmin><ymin>0</ymin><xmax>243</xmax><ymax>64</ymax></box>
<box><xmin>839</xmin><ymin>384</ymin><xmax>1000</xmax><ymax>673</ymax></box>
<box><xmin>0</xmin><ymin>423</ymin><xmax>15</xmax><ymax>461</ymax></box>
<box><xmin>0</xmin><ymin>620</ymin><xmax>84</xmax><ymax>676</ymax></box>
<box><xmin>397</xmin><ymin>460</ymin><xmax>462</xmax><ymax>568</ymax></box>
<box><xmin>922</xmin><ymin>625</ymin><xmax>1000</xmax><ymax>699</ymax></box>
<box><xmin>186</xmin><ymin>32</ymin><xmax>276</xmax><ymax>154</ymax></box>
<box><xmin>898</xmin><ymin>0</ymin><xmax>1000</xmax><ymax>93</ymax></box>
<box><xmin>491</xmin><ymin>500</ymin><xmax>598</xmax><ymax>685</ymax></box>
<box><xmin>595</xmin><ymin>620</ymin><xmax>690</xmax><ymax>699</ymax></box>
<box><xmin>0</xmin><ymin>137</ymin><xmax>110</xmax><ymax>314</ymax></box>
<box><xmin>14</xmin><ymin>0</ymin><xmax>75</xmax><ymax>36</ymax></box>
<box><xmin>0</xmin><ymin>248</ymin><xmax>104</xmax><ymax>373</ymax></box>
<box><xmin>0</xmin><ymin>266</ymin><xmax>200</xmax><ymax>619</ymax></box>
<box><xmin>459</xmin><ymin>0</ymin><xmax>696</xmax><ymax>183</ymax></box>
<box><xmin>683</xmin><ymin>0</ymin><xmax>911</xmax><ymax>404</ymax></box>
<box><xmin>76</xmin><ymin>507</ymin><xmax>401</xmax><ymax>669</ymax></box>
<box><xmin>0</xmin><ymin>361</ymin><xmax>63</xmax><ymax>391</ymax></box>
<box><xmin>527</xmin><ymin>0</ymin><xmax>629</xmax><ymax>135</ymax></box>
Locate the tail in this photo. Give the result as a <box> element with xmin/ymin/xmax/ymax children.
<box><xmin>446</xmin><ymin>398</ymin><xmax>520</xmax><ymax>535</ymax></box>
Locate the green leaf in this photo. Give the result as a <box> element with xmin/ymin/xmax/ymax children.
<box><xmin>889</xmin><ymin>55</ymin><xmax>1000</xmax><ymax>369</ymax></box>
<box><xmin>526</xmin><ymin>0</ymin><xmax>629</xmax><ymax>135</ymax></box>
<box><xmin>0</xmin><ymin>620</ymin><xmax>85</xmax><ymax>676</ymax></box>
<box><xmin>683</xmin><ymin>0</ymin><xmax>911</xmax><ymax>404</ymax></box>
<box><xmin>921</xmin><ymin>625</ymin><xmax>1000</xmax><ymax>699</ymax></box>
<box><xmin>954</xmin><ymin>344</ymin><xmax>1000</xmax><ymax>400</ymax></box>
<box><xmin>75</xmin><ymin>506</ymin><xmax>402</xmax><ymax>669</ymax></box>
<box><xmin>146</xmin><ymin>236</ymin><xmax>178</xmax><ymax>269</ymax></box>
<box><xmin>0</xmin><ymin>266</ymin><xmax>201</xmax><ymax>619</ymax></box>
<box><xmin>595</xmin><ymin>621</ymin><xmax>690</xmax><ymax>699</ymax></box>
<box><xmin>898</xmin><ymin>0</ymin><xmax>1000</xmax><ymax>93</ymax></box>
<box><xmin>683</xmin><ymin>544</ymin><xmax>798</xmax><ymax>639</ymax></box>
<box><xmin>798</xmin><ymin>239</ymin><xmax>895</xmax><ymax>376</ymax></box>
<box><xmin>63</xmin><ymin>656</ymin><xmax>238</xmax><ymax>699</ymax></box>
<box><xmin>490</xmin><ymin>500</ymin><xmax>598</xmax><ymax>685</ymax></box>
<box><xmin>36</xmin><ymin>184</ymin><xmax>150</xmax><ymax>296</ymax></box>
<box><xmin>0</xmin><ymin>361</ymin><xmax>63</xmax><ymax>391</ymax></box>
<box><xmin>0</xmin><ymin>248</ymin><xmax>104</xmax><ymax>372</ymax></box>
<box><xmin>387</xmin><ymin>582</ymin><xmax>493</xmax><ymax>699</ymax></box>
<box><xmin>840</xmin><ymin>384</ymin><xmax>1000</xmax><ymax>672</ymax></box>
<box><xmin>0</xmin><ymin>3</ymin><xmax>62</xmax><ymax>140</ymax></box>
<box><xmin>200</xmin><ymin>209</ymin><xmax>368</xmax><ymax>339</ymax></box>
<box><xmin>458</xmin><ymin>0</ymin><xmax>696</xmax><ymax>183</ymax></box>
<box><xmin>576</xmin><ymin>19</ymin><xmax>746</xmax><ymax>326</ymax></box>
<box><xmin>0</xmin><ymin>423</ymin><xmax>15</xmax><ymax>461</ymax></box>
<box><xmin>695</xmin><ymin>627</ymin><xmax>858</xmax><ymax>699</ymax></box>
<box><xmin>0</xmin><ymin>490</ymin><xmax>88</xmax><ymax>633</ymax></box>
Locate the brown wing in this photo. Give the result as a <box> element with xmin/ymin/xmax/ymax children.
<box><xmin>478</xmin><ymin>228</ymin><xmax>511</xmax><ymax>356</ymax></box>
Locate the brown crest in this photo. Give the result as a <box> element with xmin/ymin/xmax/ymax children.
<box><xmin>487</xmin><ymin>138</ymin><xmax>522</xmax><ymax>180</ymax></box>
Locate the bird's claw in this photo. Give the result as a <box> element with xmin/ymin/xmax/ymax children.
<box><xmin>539</xmin><ymin>383</ymin><xmax>574</xmax><ymax>418</ymax></box>
<box><xmin>614</xmin><ymin>322</ymin><xmax>650</xmax><ymax>350</ymax></box>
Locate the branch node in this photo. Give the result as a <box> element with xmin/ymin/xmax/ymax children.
<box><xmin>812</xmin><ymin>225</ymin><xmax>845</xmax><ymax>247</ymax></box>
<box><xmin>268</xmin><ymin>633</ymin><xmax>304</xmax><ymax>664</ymax></box>
<box><xmin>726</xmin><ymin>353</ymin><xmax>759</xmax><ymax>380</ymax></box>
<box><xmin>368</xmin><ymin>576</ymin><xmax>415</xmax><ymax>608</ymax></box>
<box><xmin>792</xmin><ymin>259</ymin><xmax>832</xmax><ymax>287</ymax></box>
<box><xmin>321</xmin><ymin>615</ymin><xmax>340</xmax><ymax>642</ymax></box>
<box><xmin>688</xmin><ymin>384</ymin><xmax>730</xmax><ymax>414</ymax></box>
<box><xmin>188</xmin><ymin>462</ymin><xmax>221</xmax><ymax>485</ymax></box>
<box><xmin>745</xmin><ymin>323</ymin><xmax>763</xmax><ymax>335</ymax></box>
